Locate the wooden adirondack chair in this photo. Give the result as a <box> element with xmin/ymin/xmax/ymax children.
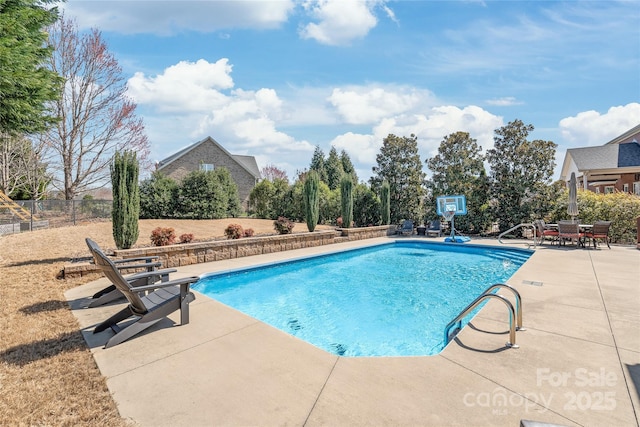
<box><xmin>87</xmin><ymin>238</ymin><xmax>199</xmax><ymax>348</ymax></box>
<box><xmin>86</xmin><ymin>238</ymin><xmax>175</xmax><ymax>308</ymax></box>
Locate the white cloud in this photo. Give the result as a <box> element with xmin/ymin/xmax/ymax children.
<box><xmin>128</xmin><ymin>59</ymin><xmax>503</xmax><ymax>182</ymax></box>
<box><xmin>485</xmin><ymin>97</ymin><xmax>523</xmax><ymax>107</ymax></box>
<box><xmin>299</xmin><ymin>0</ymin><xmax>379</xmax><ymax>46</ymax></box>
<box><xmin>61</xmin><ymin>0</ymin><xmax>295</xmax><ymax>35</ymax></box>
<box><xmin>129</xmin><ymin>59</ymin><xmax>315</xmax><ymax>178</ymax></box>
<box><xmin>328</xmin><ymin>86</ymin><xmax>435</xmax><ymax>125</ymax></box>
<box><xmin>128</xmin><ymin>59</ymin><xmax>234</xmax><ymax>113</ymax></box>
<box><xmin>558</xmin><ymin>103</ymin><xmax>640</xmax><ymax>146</ymax></box>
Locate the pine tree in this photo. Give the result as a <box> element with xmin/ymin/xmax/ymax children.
<box><xmin>303</xmin><ymin>170</ymin><xmax>320</xmax><ymax>232</ymax></box>
<box><xmin>111</xmin><ymin>150</ymin><xmax>140</xmax><ymax>249</ymax></box>
<box><xmin>340</xmin><ymin>175</ymin><xmax>353</xmax><ymax>228</ymax></box>
<box><xmin>325</xmin><ymin>146</ymin><xmax>344</xmax><ymax>190</ymax></box>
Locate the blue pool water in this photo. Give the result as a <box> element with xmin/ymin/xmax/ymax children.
<box><xmin>194</xmin><ymin>241</ymin><xmax>531</xmax><ymax>357</ymax></box>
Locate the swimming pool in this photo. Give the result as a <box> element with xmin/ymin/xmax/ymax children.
<box><xmin>194</xmin><ymin>241</ymin><xmax>532</xmax><ymax>357</ymax></box>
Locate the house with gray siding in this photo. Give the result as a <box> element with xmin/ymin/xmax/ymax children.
<box><xmin>560</xmin><ymin>124</ymin><xmax>640</xmax><ymax>195</ymax></box>
<box><xmin>156</xmin><ymin>137</ymin><xmax>261</xmax><ymax>207</ymax></box>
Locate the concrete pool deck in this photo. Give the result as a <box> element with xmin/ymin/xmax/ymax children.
<box><xmin>65</xmin><ymin>237</ymin><xmax>640</xmax><ymax>426</ymax></box>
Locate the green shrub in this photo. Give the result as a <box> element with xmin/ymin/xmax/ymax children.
<box><xmin>150</xmin><ymin>227</ymin><xmax>176</xmax><ymax>246</ymax></box>
<box><xmin>139</xmin><ymin>172</ymin><xmax>178</xmax><ymax>219</ymax></box>
<box><xmin>548</xmin><ymin>190</ymin><xmax>640</xmax><ymax>244</ymax></box>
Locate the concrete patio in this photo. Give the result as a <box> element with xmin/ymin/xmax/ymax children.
<box><xmin>65</xmin><ymin>237</ymin><xmax>640</xmax><ymax>426</ymax></box>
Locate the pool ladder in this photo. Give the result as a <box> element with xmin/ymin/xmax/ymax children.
<box><xmin>444</xmin><ymin>283</ymin><xmax>524</xmax><ymax>349</ymax></box>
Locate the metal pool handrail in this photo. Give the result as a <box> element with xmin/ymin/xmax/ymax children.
<box><xmin>443</xmin><ymin>283</ymin><xmax>523</xmax><ymax>349</ymax></box>
<box><xmin>498</xmin><ymin>222</ymin><xmax>537</xmax><ymax>248</ymax></box>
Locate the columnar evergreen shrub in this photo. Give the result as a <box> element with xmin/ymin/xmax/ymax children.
<box><xmin>340</xmin><ymin>175</ymin><xmax>353</xmax><ymax>228</ymax></box>
<box><xmin>111</xmin><ymin>150</ymin><xmax>140</xmax><ymax>249</ymax></box>
<box><xmin>304</xmin><ymin>170</ymin><xmax>320</xmax><ymax>232</ymax></box>
<box><xmin>381</xmin><ymin>180</ymin><xmax>390</xmax><ymax>225</ymax></box>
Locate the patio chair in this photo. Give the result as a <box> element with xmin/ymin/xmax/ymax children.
<box><xmin>533</xmin><ymin>220</ymin><xmax>559</xmax><ymax>245</ymax></box>
<box><xmin>584</xmin><ymin>220</ymin><xmax>612</xmax><ymax>249</ymax></box>
<box><xmin>557</xmin><ymin>221</ymin><xmax>585</xmax><ymax>247</ymax></box>
<box><xmin>398</xmin><ymin>220</ymin><xmax>414</xmax><ymax>236</ymax></box>
<box><xmin>86</xmin><ymin>239</ymin><xmax>176</xmax><ymax>308</ymax></box>
<box><xmin>426</xmin><ymin>220</ymin><xmax>442</xmax><ymax>237</ymax></box>
<box><xmin>87</xmin><ymin>238</ymin><xmax>199</xmax><ymax>348</ymax></box>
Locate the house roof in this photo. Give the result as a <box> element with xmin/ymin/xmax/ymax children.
<box><xmin>604</xmin><ymin>123</ymin><xmax>640</xmax><ymax>145</ymax></box>
<box><xmin>157</xmin><ymin>136</ymin><xmax>261</xmax><ymax>179</ymax></box>
<box><xmin>562</xmin><ymin>142</ymin><xmax>640</xmax><ymax>179</ymax></box>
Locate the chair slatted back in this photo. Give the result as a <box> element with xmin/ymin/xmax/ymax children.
<box><xmin>591</xmin><ymin>221</ymin><xmax>611</xmax><ymax>236</ymax></box>
<box><xmin>86</xmin><ymin>238</ymin><xmax>148</xmax><ymax>314</ymax></box>
<box><xmin>558</xmin><ymin>221</ymin><xmax>580</xmax><ymax>237</ymax></box>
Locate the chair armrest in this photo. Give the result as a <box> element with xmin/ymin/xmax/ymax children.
<box><xmin>131</xmin><ymin>276</ymin><xmax>200</xmax><ymax>293</ymax></box>
<box><xmin>114</xmin><ymin>261</ymin><xmax>162</xmax><ymax>271</ymax></box>
<box><xmin>112</xmin><ymin>256</ymin><xmax>159</xmax><ymax>264</ymax></box>
<box><xmin>125</xmin><ymin>268</ymin><xmax>177</xmax><ymax>283</ymax></box>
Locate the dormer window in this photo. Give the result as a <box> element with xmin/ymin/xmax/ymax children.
<box><xmin>200</xmin><ymin>163</ymin><xmax>214</xmax><ymax>172</ymax></box>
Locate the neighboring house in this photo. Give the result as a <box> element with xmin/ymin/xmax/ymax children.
<box><xmin>560</xmin><ymin>124</ymin><xmax>640</xmax><ymax>195</ymax></box>
<box><xmin>156</xmin><ymin>136</ymin><xmax>261</xmax><ymax>207</ymax></box>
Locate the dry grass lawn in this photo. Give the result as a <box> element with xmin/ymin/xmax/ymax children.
<box><xmin>0</xmin><ymin>218</ymin><xmax>330</xmax><ymax>426</ymax></box>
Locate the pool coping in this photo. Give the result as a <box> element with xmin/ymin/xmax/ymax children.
<box><xmin>65</xmin><ymin>236</ymin><xmax>640</xmax><ymax>426</ymax></box>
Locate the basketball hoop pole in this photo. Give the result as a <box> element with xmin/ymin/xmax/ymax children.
<box><xmin>444</xmin><ymin>210</ymin><xmax>457</xmax><ymax>239</ymax></box>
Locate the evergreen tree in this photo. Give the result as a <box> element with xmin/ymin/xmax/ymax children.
<box><xmin>303</xmin><ymin>170</ymin><xmax>320</xmax><ymax>232</ymax></box>
<box><xmin>213</xmin><ymin>167</ymin><xmax>242</xmax><ymax>217</ymax></box>
<box><xmin>340</xmin><ymin>149</ymin><xmax>358</xmax><ymax>183</ymax></box>
<box><xmin>340</xmin><ymin>175</ymin><xmax>353</xmax><ymax>228</ymax></box>
<box><xmin>380</xmin><ymin>180</ymin><xmax>390</xmax><ymax>225</ymax></box>
<box><xmin>370</xmin><ymin>134</ymin><xmax>425</xmax><ymax>223</ymax></box>
<box><xmin>353</xmin><ymin>183</ymin><xmax>381</xmax><ymax>227</ymax></box>
<box><xmin>0</xmin><ymin>0</ymin><xmax>61</xmax><ymax>135</ymax></box>
<box><xmin>139</xmin><ymin>172</ymin><xmax>177</xmax><ymax>219</ymax></box>
<box><xmin>325</xmin><ymin>146</ymin><xmax>344</xmax><ymax>190</ymax></box>
<box><xmin>486</xmin><ymin>120</ymin><xmax>557</xmax><ymax>232</ymax></box>
<box><xmin>111</xmin><ymin>150</ymin><xmax>140</xmax><ymax>249</ymax></box>
<box><xmin>425</xmin><ymin>131</ymin><xmax>490</xmax><ymax>234</ymax></box>
<box><xmin>309</xmin><ymin>146</ymin><xmax>327</xmax><ymax>183</ymax></box>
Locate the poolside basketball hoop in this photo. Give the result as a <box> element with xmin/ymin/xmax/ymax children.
<box><xmin>436</xmin><ymin>195</ymin><xmax>471</xmax><ymax>243</ymax></box>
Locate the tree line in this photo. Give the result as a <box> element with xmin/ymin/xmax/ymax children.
<box><xmin>248</xmin><ymin>119</ymin><xmax>560</xmax><ymax>236</ymax></box>
<box><xmin>1</xmin><ymin>1</ymin><xmax>149</xmax><ymax>201</ymax></box>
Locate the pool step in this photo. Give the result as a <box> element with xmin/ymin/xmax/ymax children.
<box><xmin>487</xmin><ymin>250</ymin><xmax>531</xmax><ymax>265</ymax></box>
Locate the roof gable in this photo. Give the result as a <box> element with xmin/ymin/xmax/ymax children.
<box><xmin>157</xmin><ymin>136</ymin><xmax>260</xmax><ymax>179</ymax></box>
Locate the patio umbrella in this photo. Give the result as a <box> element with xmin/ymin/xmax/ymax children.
<box><xmin>568</xmin><ymin>172</ymin><xmax>579</xmax><ymax>222</ymax></box>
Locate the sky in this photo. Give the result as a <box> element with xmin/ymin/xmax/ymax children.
<box><xmin>60</xmin><ymin>0</ymin><xmax>640</xmax><ymax>182</ymax></box>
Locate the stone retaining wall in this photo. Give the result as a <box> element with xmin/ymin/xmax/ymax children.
<box><xmin>62</xmin><ymin>225</ymin><xmax>397</xmax><ymax>279</ymax></box>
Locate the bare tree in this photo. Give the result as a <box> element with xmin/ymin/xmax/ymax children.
<box><xmin>0</xmin><ymin>133</ymin><xmax>49</xmax><ymax>200</ymax></box>
<box><xmin>260</xmin><ymin>164</ymin><xmax>288</xmax><ymax>182</ymax></box>
<box><xmin>41</xmin><ymin>16</ymin><xmax>150</xmax><ymax>200</ymax></box>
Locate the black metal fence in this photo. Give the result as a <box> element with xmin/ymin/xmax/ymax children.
<box><xmin>0</xmin><ymin>199</ymin><xmax>112</xmax><ymax>235</ymax></box>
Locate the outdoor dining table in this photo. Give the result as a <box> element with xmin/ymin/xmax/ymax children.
<box><xmin>546</xmin><ymin>223</ymin><xmax>593</xmax><ymax>247</ymax></box>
